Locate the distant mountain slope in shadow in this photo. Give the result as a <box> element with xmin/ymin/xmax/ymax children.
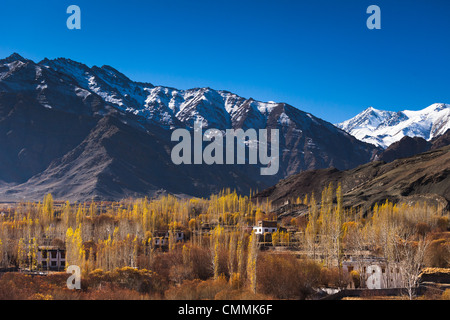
<box><xmin>255</xmin><ymin>145</ymin><xmax>450</xmax><ymax>215</ymax></box>
<box><xmin>376</xmin><ymin>129</ymin><xmax>450</xmax><ymax>163</ymax></box>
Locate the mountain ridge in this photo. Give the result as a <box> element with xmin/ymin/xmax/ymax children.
<box><xmin>254</xmin><ymin>145</ymin><xmax>450</xmax><ymax>216</ymax></box>
<box><xmin>0</xmin><ymin>53</ymin><xmax>379</xmax><ymax>201</ymax></box>
<box><xmin>337</xmin><ymin>103</ymin><xmax>450</xmax><ymax>148</ymax></box>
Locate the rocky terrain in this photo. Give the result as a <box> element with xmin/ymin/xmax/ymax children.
<box><xmin>376</xmin><ymin>129</ymin><xmax>450</xmax><ymax>163</ymax></box>
<box><xmin>255</xmin><ymin>145</ymin><xmax>450</xmax><ymax>216</ymax></box>
<box><xmin>0</xmin><ymin>53</ymin><xmax>379</xmax><ymax>201</ymax></box>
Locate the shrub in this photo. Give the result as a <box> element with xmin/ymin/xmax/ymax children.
<box><xmin>256</xmin><ymin>254</ymin><xmax>321</xmax><ymax>300</ymax></box>
<box><xmin>442</xmin><ymin>289</ymin><xmax>450</xmax><ymax>300</ymax></box>
<box><xmin>164</xmin><ymin>278</ymin><xmax>230</xmax><ymax>300</ymax></box>
<box><xmin>436</xmin><ymin>217</ymin><xmax>449</xmax><ymax>232</ymax></box>
<box><xmin>425</xmin><ymin>239</ymin><xmax>449</xmax><ymax>268</ymax></box>
<box><xmin>164</xmin><ymin>279</ymin><xmax>202</xmax><ymax>300</ymax></box>
<box><xmin>350</xmin><ymin>270</ymin><xmax>361</xmax><ymax>288</ymax></box>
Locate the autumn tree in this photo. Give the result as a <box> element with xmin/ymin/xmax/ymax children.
<box><xmin>247</xmin><ymin>230</ymin><xmax>258</xmax><ymax>293</ymax></box>
<box><xmin>305</xmin><ymin>192</ymin><xmax>319</xmax><ymax>260</ymax></box>
<box><xmin>393</xmin><ymin>228</ymin><xmax>430</xmax><ymax>300</ymax></box>
<box><xmin>65</xmin><ymin>226</ymin><xmax>85</xmax><ymax>270</ymax></box>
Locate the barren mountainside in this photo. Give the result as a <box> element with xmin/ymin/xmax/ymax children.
<box><xmin>0</xmin><ymin>53</ymin><xmax>379</xmax><ymax>201</ymax></box>
<box><xmin>255</xmin><ymin>146</ymin><xmax>450</xmax><ymax>215</ymax></box>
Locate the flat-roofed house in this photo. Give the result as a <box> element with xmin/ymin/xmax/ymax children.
<box><xmin>37</xmin><ymin>246</ymin><xmax>66</xmax><ymax>271</ymax></box>
<box><xmin>253</xmin><ymin>220</ymin><xmax>278</xmax><ymax>235</ymax></box>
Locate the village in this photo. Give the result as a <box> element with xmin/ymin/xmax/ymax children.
<box><xmin>0</xmin><ymin>188</ymin><xmax>449</xmax><ymax>300</ymax></box>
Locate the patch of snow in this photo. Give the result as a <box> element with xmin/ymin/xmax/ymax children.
<box><xmin>278</xmin><ymin>112</ymin><xmax>291</xmax><ymax>126</ymax></box>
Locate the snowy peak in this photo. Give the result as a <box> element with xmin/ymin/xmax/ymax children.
<box><xmin>337</xmin><ymin>103</ymin><xmax>450</xmax><ymax>148</ymax></box>
<box><xmin>28</xmin><ymin>56</ymin><xmax>286</xmax><ymax>130</ymax></box>
<box><xmin>339</xmin><ymin>107</ymin><xmax>398</xmax><ymax>131</ymax></box>
<box><xmin>0</xmin><ymin>53</ymin><xmax>383</xmax><ymax>200</ymax></box>
<box><xmin>1</xmin><ymin>54</ymin><xmax>324</xmax><ymax>133</ymax></box>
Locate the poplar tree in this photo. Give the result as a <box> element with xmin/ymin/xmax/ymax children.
<box><xmin>66</xmin><ymin>225</ymin><xmax>85</xmax><ymax>269</ymax></box>
<box><xmin>236</xmin><ymin>234</ymin><xmax>245</xmax><ymax>287</ymax></box>
<box><xmin>228</xmin><ymin>230</ymin><xmax>237</xmax><ymax>278</ymax></box>
<box><xmin>17</xmin><ymin>238</ymin><xmax>26</xmax><ymax>269</ymax></box>
<box><xmin>334</xmin><ymin>183</ymin><xmax>344</xmax><ymax>270</ymax></box>
<box><xmin>211</xmin><ymin>225</ymin><xmax>224</xmax><ymax>279</ymax></box>
<box><xmin>42</xmin><ymin>193</ymin><xmax>54</xmax><ymax>225</ymax></box>
<box><xmin>0</xmin><ymin>238</ymin><xmax>3</xmax><ymax>268</ymax></box>
<box><xmin>305</xmin><ymin>192</ymin><xmax>319</xmax><ymax>260</ymax></box>
<box><xmin>247</xmin><ymin>231</ymin><xmax>258</xmax><ymax>294</ymax></box>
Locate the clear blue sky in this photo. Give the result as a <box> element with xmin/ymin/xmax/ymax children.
<box><xmin>0</xmin><ymin>0</ymin><xmax>449</xmax><ymax>123</ymax></box>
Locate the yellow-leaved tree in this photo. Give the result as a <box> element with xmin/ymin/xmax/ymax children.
<box><xmin>65</xmin><ymin>225</ymin><xmax>85</xmax><ymax>270</ymax></box>
<box><xmin>247</xmin><ymin>230</ymin><xmax>258</xmax><ymax>293</ymax></box>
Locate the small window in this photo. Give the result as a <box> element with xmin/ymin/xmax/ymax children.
<box><xmin>42</xmin><ymin>251</ymin><xmax>47</xmax><ymax>259</ymax></box>
<box><xmin>51</xmin><ymin>252</ymin><xmax>57</xmax><ymax>259</ymax></box>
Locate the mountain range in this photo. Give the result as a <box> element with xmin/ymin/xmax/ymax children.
<box><xmin>0</xmin><ymin>53</ymin><xmax>379</xmax><ymax>201</ymax></box>
<box><xmin>337</xmin><ymin>104</ymin><xmax>450</xmax><ymax>149</ymax></box>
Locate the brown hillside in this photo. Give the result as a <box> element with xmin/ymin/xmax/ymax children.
<box><xmin>255</xmin><ymin>146</ymin><xmax>450</xmax><ymax>215</ymax></box>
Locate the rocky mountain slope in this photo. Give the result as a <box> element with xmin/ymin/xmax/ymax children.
<box><xmin>376</xmin><ymin>129</ymin><xmax>450</xmax><ymax>163</ymax></box>
<box><xmin>255</xmin><ymin>145</ymin><xmax>450</xmax><ymax>215</ymax></box>
<box><xmin>0</xmin><ymin>53</ymin><xmax>379</xmax><ymax>201</ymax></box>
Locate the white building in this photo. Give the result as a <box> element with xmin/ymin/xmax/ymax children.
<box><xmin>343</xmin><ymin>257</ymin><xmax>404</xmax><ymax>289</ymax></box>
<box><xmin>253</xmin><ymin>220</ymin><xmax>278</xmax><ymax>235</ymax></box>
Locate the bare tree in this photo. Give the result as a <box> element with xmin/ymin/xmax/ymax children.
<box><xmin>394</xmin><ymin>231</ymin><xmax>430</xmax><ymax>300</ymax></box>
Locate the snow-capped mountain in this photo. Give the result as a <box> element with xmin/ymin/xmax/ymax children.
<box><xmin>0</xmin><ymin>53</ymin><xmax>379</xmax><ymax>201</ymax></box>
<box><xmin>337</xmin><ymin>104</ymin><xmax>450</xmax><ymax>148</ymax></box>
<box><xmin>1</xmin><ymin>53</ymin><xmax>318</xmax><ymax>132</ymax></box>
